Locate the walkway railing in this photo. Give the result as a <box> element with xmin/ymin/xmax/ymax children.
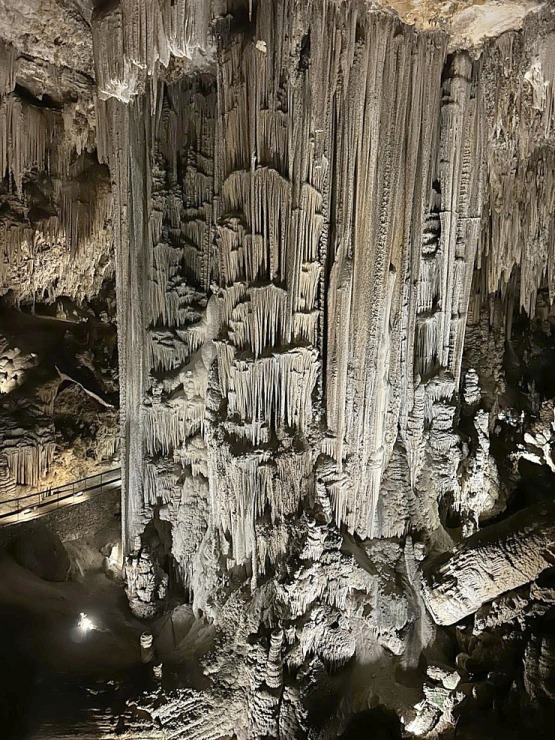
<box><xmin>0</xmin><ymin>467</ymin><xmax>121</xmax><ymax>525</ymax></box>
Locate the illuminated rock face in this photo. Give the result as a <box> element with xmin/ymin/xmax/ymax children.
<box><xmin>101</xmin><ymin>5</ymin><xmax>471</xmax><ymax>573</ymax></box>
<box><xmin>0</xmin><ymin>11</ymin><xmax>117</xmax><ymax>495</ymax></box>
<box><xmin>3</xmin><ymin>0</ymin><xmax>555</xmax><ymax>736</ymax></box>
<box><xmin>420</xmin><ymin>500</ymin><xmax>555</xmax><ymax>626</ymax></box>
<box><xmin>89</xmin><ymin>2</ymin><xmax>555</xmax><ymax>734</ymax></box>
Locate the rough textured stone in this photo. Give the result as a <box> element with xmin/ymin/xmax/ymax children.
<box><xmin>11</xmin><ymin>523</ymin><xmax>70</xmax><ymax>582</ymax></box>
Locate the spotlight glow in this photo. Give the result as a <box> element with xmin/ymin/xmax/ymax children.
<box><xmin>78</xmin><ymin>612</ymin><xmax>95</xmax><ymax>632</ymax></box>
<box><xmin>108</xmin><ymin>543</ymin><xmax>121</xmax><ymax>568</ymax></box>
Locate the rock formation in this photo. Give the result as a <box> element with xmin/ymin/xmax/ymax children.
<box><xmin>2</xmin><ymin>1</ymin><xmax>555</xmax><ymax>737</ymax></box>
<box><xmin>0</xmin><ymin>2</ymin><xmax>118</xmax><ymax>498</ymax></box>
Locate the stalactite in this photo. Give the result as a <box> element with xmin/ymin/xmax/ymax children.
<box><xmin>93</xmin><ymin>0</ymin><xmax>212</xmax><ymax>104</ymax></box>
<box><xmin>0</xmin><ymin>58</ymin><xmax>113</xmax><ymax>304</ymax></box>
<box><xmin>0</xmin><ymin>94</ymin><xmax>59</xmax><ymax>193</ymax></box>
<box><xmin>0</xmin><ymin>411</ymin><xmax>56</xmax><ymax>489</ymax></box>
<box><xmin>477</xmin><ymin>29</ymin><xmax>555</xmax><ymax>315</ymax></box>
<box><xmin>0</xmin><ymin>39</ymin><xmax>17</xmax><ymax>97</ymax></box>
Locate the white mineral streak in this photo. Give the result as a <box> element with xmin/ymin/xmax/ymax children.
<box><xmin>421</xmin><ymin>501</ymin><xmax>555</xmax><ymax>625</ymax></box>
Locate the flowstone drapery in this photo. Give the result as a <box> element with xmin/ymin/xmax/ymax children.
<box><xmin>97</xmin><ymin>0</ymin><xmax>481</xmax><ymax>572</ymax></box>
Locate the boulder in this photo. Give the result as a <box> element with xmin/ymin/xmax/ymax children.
<box><xmin>11</xmin><ymin>524</ymin><xmax>70</xmax><ymax>582</ymax></box>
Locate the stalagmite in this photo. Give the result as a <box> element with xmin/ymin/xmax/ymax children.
<box><xmin>125</xmin><ymin>542</ymin><xmax>169</xmax><ymax>619</ymax></box>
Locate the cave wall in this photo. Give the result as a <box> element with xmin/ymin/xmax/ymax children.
<box><xmin>0</xmin><ymin>5</ymin><xmax>119</xmax><ymax>496</ymax></box>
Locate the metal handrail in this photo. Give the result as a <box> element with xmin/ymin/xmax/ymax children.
<box><xmin>0</xmin><ymin>467</ymin><xmax>121</xmax><ymax>505</ymax></box>
<box><xmin>0</xmin><ymin>467</ymin><xmax>122</xmax><ymax>523</ymax></box>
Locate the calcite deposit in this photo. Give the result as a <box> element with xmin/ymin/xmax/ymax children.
<box><xmin>2</xmin><ymin>1</ymin><xmax>555</xmax><ymax>738</ymax></box>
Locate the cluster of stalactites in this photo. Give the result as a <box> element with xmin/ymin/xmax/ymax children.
<box><xmin>0</xmin><ymin>38</ymin><xmax>113</xmax><ymax>306</ymax></box>
<box><xmin>0</xmin><ymin>94</ymin><xmax>60</xmax><ymax>196</ymax></box>
<box><xmin>105</xmin><ymin>2</ymin><xmax>555</xmax><ymax>581</ymax></box>
<box><xmin>95</xmin><ymin>72</ymin><xmax>219</xmax><ymax>551</ymax></box>
<box><xmin>0</xmin><ymin>39</ymin><xmax>96</xmax><ymax>191</ymax></box>
<box><xmin>93</xmin><ymin>0</ymin><xmax>213</xmax><ymax>103</ymax></box>
<box><xmin>7</xmin><ymin>443</ymin><xmax>56</xmax><ymax>488</ymax></box>
<box><xmin>317</xmin><ymin>26</ymin><xmax>484</xmax><ymax>537</ymax></box>
<box><xmin>0</xmin><ymin>178</ymin><xmax>113</xmax><ymax>305</ymax></box>
<box><xmin>0</xmin><ymin>415</ymin><xmax>56</xmax><ymax>489</ymax></box>
<box><xmin>110</xmin><ymin>2</ymin><xmax>489</xmax><ymax>558</ymax></box>
<box><xmin>477</xmin><ymin>31</ymin><xmax>555</xmax><ymax>316</ymax></box>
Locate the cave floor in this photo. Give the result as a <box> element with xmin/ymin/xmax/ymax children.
<box><xmin>0</xmin><ymin>554</ymin><xmax>148</xmax><ymax>739</ymax></box>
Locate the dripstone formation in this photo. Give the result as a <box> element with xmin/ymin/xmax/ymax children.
<box><xmin>2</xmin><ymin>1</ymin><xmax>555</xmax><ymax>737</ymax></box>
